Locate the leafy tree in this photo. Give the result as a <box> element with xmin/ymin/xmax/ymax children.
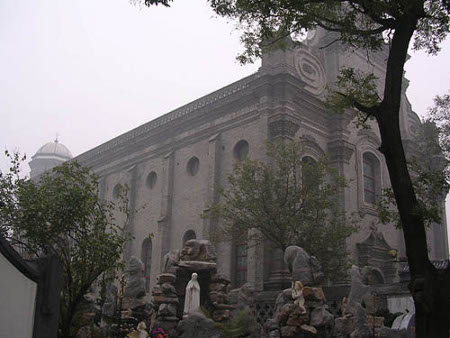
<box><xmin>141</xmin><ymin>1</ymin><xmax>450</xmax><ymax>335</ymax></box>
<box><xmin>209</xmin><ymin>141</ymin><xmax>357</xmax><ymax>282</ymax></box>
<box><xmin>0</xmin><ymin>152</ymin><xmax>130</xmax><ymax>337</ymax></box>
<box><xmin>377</xmin><ymin>121</ymin><xmax>449</xmax><ymax>229</ymax></box>
<box><xmin>429</xmin><ymin>90</ymin><xmax>450</xmax><ymax>158</ymax></box>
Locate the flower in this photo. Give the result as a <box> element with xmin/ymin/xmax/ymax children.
<box><xmin>152</xmin><ymin>327</ymin><xmax>170</xmax><ymax>338</ymax></box>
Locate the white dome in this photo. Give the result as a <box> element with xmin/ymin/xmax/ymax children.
<box><xmin>33</xmin><ymin>140</ymin><xmax>72</xmax><ymax>160</ymax></box>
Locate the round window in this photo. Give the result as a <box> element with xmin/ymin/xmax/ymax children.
<box><xmin>234</xmin><ymin>140</ymin><xmax>249</xmax><ymax>160</ymax></box>
<box><xmin>187</xmin><ymin>157</ymin><xmax>200</xmax><ymax>176</ymax></box>
<box><xmin>146</xmin><ymin>171</ymin><xmax>157</xmax><ymax>189</ymax></box>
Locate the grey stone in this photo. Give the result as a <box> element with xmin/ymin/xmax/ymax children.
<box><xmin>350</xmin><ymin>303</ymin><xmax>372</xmax><ymax>338</ymax></box>
<box><xmin>124</xmin><ymin>256</ymin><xmax>146</xmax><ymax>299</ymax></box>
<box><xmin>374</xmin><ymin>327</ymin><xmax>407</xmax><ymax>338</ymax></box>
<box><xmin>280</xmin><ymin>325</ymin><xmax>299</xmax><ymax>337</ymax></box>
<box><xmin>179</xmin><ymin>239</ymin><xmax>217</xmax><ymax>262</ymax></box>
<box><xmin>158</xmin><ymin>303</ymin><xmax>177</xmax><ymax>317</ymax></box>
<box><xmin>158</xmin><ymin>273</ymin><xmax>176</xmax><ymax>285</ymax></box>
<box><xmin>162</xmin><ymin>251</ymin><xmax>180</xmax><ymax>274</ymax></box>
<box><xmin>176</xmin><ymin>312</ymin><xmax>225</xmax><ymax>338</ymax></box>
<box><xmin>210</xmin><ymin>282</ymin><xmax>228</xmax><ymax>293</ymax></box>
<box><xmin>348</xmin><ymin>265</ymin><xmax>371</xmax><ymax>306</ymax></box>
<box><xmin>274</xmin><ymin>288</ymin><xmax>293</xmax><ymax>314</ymax></box>
<box><xmin>268</xmin><ymin>329</ymin><xmax>281</xmax><ymax>338</ymax></box>
<box><xmin>178</xmin><ymin>261</ymin><xmax>217</xmax><ymax>271</ymax></box>
<box><xmin>210</xmin><ymin>291</ymin><xmax>227</xmax><ymax>303</ymax></box>
<box><xmin>211</xmin><ymin>273</ymin><xmax>231</xmax><ymax>285</ymax></box>
<box><xmin>334</xmin><ymin>317</ymin><xmax>355</xmax><ymax>335</ymax></box>
<box><xmin>228</xmin><ymin>283</ymin><xmax>255</xmax><ymax>314</ymax></box>
<box><xmin>277</xmin><ymin>303</ymin><xmax>295</xmax><ymax>325</ymax></box>
<box><xmin>160</xmin><ymin>282</ymin><xmax>176</xmax><ymax>295</ymax></box>
<box><xmin>310</xmin><ymin>306</ymin><xmax>333</xmax><ymax>328</ymax></box>
<box><xmin>300</xmin><ymin>324</ymin><xmax>317</xmax><ymax>335</ymax></box>
<box><xmin>264</xmin><ymin>318</ymin><xmax>280</xmax><ymax>332</ymax></box>
<box><xmin>101</xmin><ymin>284</ymin><xmax>117</xmax><ymax>318</ymax></box>
<box><xmin>284</xmin><ymin>246</ymin><xmax>324</xmax><ymax>286</ymax></box>
<box><xmin>286</xmin><ymin>306</ymin><xmax>309</xmax><ymax>327</ymax></box>
<box><xmin>153</xmin><ymin>295</ymin><xmax>179</xmax><ymax>305</ymax></box>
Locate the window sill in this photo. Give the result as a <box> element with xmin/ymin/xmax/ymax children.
<box><xmin>359</xmin><ymin>203</ymin><xmax>379</xmax><ymax>217</ymax></box>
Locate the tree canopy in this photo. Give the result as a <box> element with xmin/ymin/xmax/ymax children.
<box><xmin>209</xmin><ymin>141</ymin><xmax>357</xmax><ymax>281</ymax></box>
<box><xmin>429</xmin><ymin>90</ymin><xmax>450</xmax><ymax>158</ymax></box>
<box><xmin>377</xmin><ymin>120</ymin><xmax>449</xmax><ymax>229</ymax></box>
<box><xmin>0</xmin><ymin>152</ymin><xmax>130</xmax><ymax>337</ymax></box>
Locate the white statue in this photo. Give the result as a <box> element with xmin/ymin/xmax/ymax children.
<box><xmin>292</xmin><ymin>281</ymin><xmax>306</xmax><ymax>314</ymax></box>
<box><xmin>184</xmin><ymin>272</ymin><xmax>201</xmax><ymax>316</ymax></box>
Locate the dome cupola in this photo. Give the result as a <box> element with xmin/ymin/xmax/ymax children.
<box><xmin>29</xmin><ymin>139</ymin><xmax>72</xmax><ymax>179</ymax></box>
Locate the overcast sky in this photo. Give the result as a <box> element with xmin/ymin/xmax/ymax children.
<box><xmin>1</xmin><ymin>0</ymin><xmax>450</xmax><ymax>238</ymax></box>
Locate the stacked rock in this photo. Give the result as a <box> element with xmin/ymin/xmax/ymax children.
<box><xmin>228</xmin><ymin>282</ymin><xmax>256</xmax><ymax>316</ymax></box>
<box><xmin>209</xmin><ymin>273</ymin><xmax>234</xmax><ymax>322</ymax></box>
<box><xmin>152</xmin><ymin>272</ymin><xmax>179</xmax><ymax>336</ymax></box>
<box><xmin>265</xmin><ymin>285</ymin><xmax>333</xmax><ymax>337</ymax></box>
<box><xmin>264</xmin><ymin>246</ymin><xmax>334</xmax><ymax>337</ymax></box>
<box><xmin>120</xmin><ymin>257</ymin><xmax>151</xmax><ymax>335</ymax></box>
<box><xmin>334</xmin><ymin>265</ymin><xmax>398</xmax><ymax>337</ymax></box>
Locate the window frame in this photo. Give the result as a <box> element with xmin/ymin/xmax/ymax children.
<box><xmin>234</xmin><ymin>242</ymin><xmax>248</xmax><ymax>287</ymax></box>
<box><xmin>361</xmin><ymin>151</ymin><xmax>381</xmax><ymax>207</ymax></box>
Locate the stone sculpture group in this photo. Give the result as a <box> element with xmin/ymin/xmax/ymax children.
<box><xmin>82</xmin><ymin>241</ymin><xmax>408</xmax><ymax>338</ymax></box>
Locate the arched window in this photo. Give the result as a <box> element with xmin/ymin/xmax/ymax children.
<box><xmin>302</xmin><ymin>156</ymin><xmax>319</xmax><ymax>190</ymax></box>
<box><xmin>141</xmin><ymin>238</ymin><xmax>152</xmax><ymax>292</ymax></box>
<box><xmin>187</xmin><ymin>157</ymin><xmax>200</xmax><ymax>176</ymax></box>
<box><xmin>182</xmin><ymin>230</ymin><xmax>196</xmax><ymax>246</ymax></box>
<box><xmin>234</xmin><ymin>140</ymin><xmax>249</xmax><ymax>161</ymax></box>
<box><xmin>235</xmin><ymin>243</ymin><xmax>248</xmax><ymax>287</ymax></box>
<box><xmin>146</xmin><ymin>171</ymin><xmax>157</xmax><ymax>189</ymax></box>
<box><xmin>363</xmin><ymin>152</ymin><xmax>380</xmax><ymax>204</ymax></box>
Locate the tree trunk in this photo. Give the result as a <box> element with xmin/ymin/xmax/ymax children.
<box><xmin>376</xmin><ymin>9</ymin><xmax>450</xmax><ymax>336</ymax></box>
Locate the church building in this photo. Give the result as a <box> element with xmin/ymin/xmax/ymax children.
<box><xmin>31</xmin><ymin>29</ymin><xmax>449</xmax><ymax>297</ymax></box>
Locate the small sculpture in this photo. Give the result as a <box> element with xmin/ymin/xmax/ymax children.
<box><xmin>127</xmin><ymin>321</ymin><xmax>149</xmax><ymax>338</ymax></box>
<box><xmin>291</xmin><ymin>281</ymin><xmax>306</xmax><ymax>314</ymax></box>
<box><xmin>184</xmin><ymin>272</ymin><xmax>201</xmax><ymax>316</ymax></box>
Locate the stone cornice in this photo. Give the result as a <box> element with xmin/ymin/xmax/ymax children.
<box><xmin>76</xmin><ymin>70</ymin><xmax>329</xmax><ymax>175</ymax></box>
<box><xmin>75</xmin><ymin>73</ymin><xmax>259</xmax><ymax>165</ymax></box>
<box><xmin>327</xmin><ymin>139</ymin><xmax>355</xmax><ymax>164</ymax></box>
<box><xmin>268</xmin><ymin>114</ymin><xmax>301</xmax><ymax>139</ymax></box>
<box><xmin>357</xmin><ymin>129</ymin><xmax>381</xmax><ymax>148</ymax></box>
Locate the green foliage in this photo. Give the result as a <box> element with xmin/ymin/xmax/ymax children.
<box><xmin>377</xmin><ymin>122</ymin><xmax>449</xmax><ymax>228</ymax></box>
<box><xmin>0</xmin><ymin>152</ymin><xmax>131</xmax><ymax>337</ymax></box>
<box><xmin>208</xmin><ymin>141</ymin><xmax>358</xmax><ymax>281</ymax></box>
<box><xmin>428</xmin><ymin>90</ymin><xmax>450</xmax><ymax>159</ymax></box>
<box><xmin>414</xmin><ymin>1</ymin><xmax>450</xmax><ymax>54</ymax></box>
<box><xmin>326</xmin><ymin>67</ymin><xmax>381</xmax><ymax>126</ymax></box>
<box><xmin>218</xmin><ymin>308</ymin><xmax>256</xmax><ymax>338</ymax></box>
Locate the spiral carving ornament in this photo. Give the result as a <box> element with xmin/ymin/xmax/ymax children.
<box><xmin>295</xmin><ymin>49</ymin><xmax>326</xmax><ymax>96</ymax></box>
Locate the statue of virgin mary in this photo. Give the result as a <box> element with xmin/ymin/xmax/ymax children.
<box><xmin>184</xmin><ymin>272</ymin><xmax>200</xmax><ymax>316</ymax></box>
